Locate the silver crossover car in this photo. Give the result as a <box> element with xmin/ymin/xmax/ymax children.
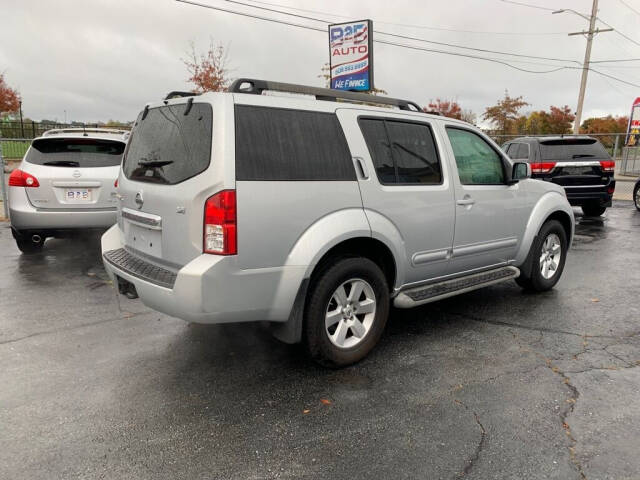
<box><xmin>9</xmin><ymin>128</ymin><xmax>127</xmax><ymax>253</ymax></box>
<box><xmin>102</xmin><ymin>79</ymin><xmax>574</xmax><ymax>367</ymax></box>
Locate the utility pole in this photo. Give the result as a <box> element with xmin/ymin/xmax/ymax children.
<box><xmin>556</xmin><ymin>0</ymin><xmax>613</xmax><ymax>134</ymax></box>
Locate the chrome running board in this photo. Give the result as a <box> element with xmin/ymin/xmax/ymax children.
<box><xmin>394</xmin><ymin>266</ymin><xmax>520</xmax><ymax>309</ymax></box>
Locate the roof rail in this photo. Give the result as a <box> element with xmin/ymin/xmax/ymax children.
<box><xmin>42</xmin><ymin>128</ymin><xmax>129</xmax><ymax>137</ymax></box>
<box><xmin>229</xmin><ymin>78</ymin><xmax>423</xmax><ymax>112</ymax></box>
<box><xmin>164</xmin><ymin>91</ymin><xmax>199</xmax><ymax>100</ymax></box>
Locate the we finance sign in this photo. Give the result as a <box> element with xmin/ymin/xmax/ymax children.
<box><xmin>329</xmin><ymin>20</ymin><xmax>374</xmax><ymax>92</ymax></box>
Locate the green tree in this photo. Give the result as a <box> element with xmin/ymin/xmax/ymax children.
<box><xmin>483</xmin><ymin>90</ymin><xmax>529</xmax><ymax>135</ymax></box>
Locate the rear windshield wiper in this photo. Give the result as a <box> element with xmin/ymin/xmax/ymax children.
<box><xmin>572</xmin><ymin>154</ymin><xmax>595</xmax><ymax>158</ymax></box>
<box><xmin>137</xmin><ymin>160</ymin><xmax>174</xmax><ymax>168</ymax></box>
<box><xmin>43</xmin><ymin>160</ymin><xmax>80</xmax><ymax>167</ymax></box>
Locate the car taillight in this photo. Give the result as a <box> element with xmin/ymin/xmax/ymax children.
<box><xmin>599</xmin><ymin>160</ymin><xmax>615</xmax><ymax>172</ymax></box>
<box><xmin>8</xmin><ymin>169</ymin><xmax>40</xmax><ymax>187</ymax></box>
<box><xmin>530</xmin><ymin>162</ymin><xmax>556</xmax><ymax>174</ymax></box>
<box><xmin>204</xmin><ymin>190</ymin><xmax>237</xmax><ymax>255</ymax></box>
<box><xmin>114</xmin><ymin>179</ymin><xmax>118</xmax><ymax>188</ymax></box>
<box><xmin>607</xmin><ymin>184</ymin><xmax>615</xmax><ymax>194</ymax></box>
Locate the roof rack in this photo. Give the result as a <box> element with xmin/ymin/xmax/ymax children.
<box><xmin>229</xmin><ymin>78</ymin><xmax>423</xmax><ymax>112</ymax></box>
<box><xmin>164</xmin><ymin>91</ymin><xmax>199</xmax><ymax>100</ymax></box>
<box><xmin>42</xmin><ymin>128</ymin><xmax>129</xmax><ymax>137</ymax></box>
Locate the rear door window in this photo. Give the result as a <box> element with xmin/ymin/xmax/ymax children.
<box><xmin>539</xmin><ymin>138</ymin><xmax>609</xmax><ymax>160</ymax></box>
<box><xmin>26</xmin><ymin>138</ymin><xmax>125</xmax><ymax>168</ymax></box>
<box><xmin>235</xmin><ymin>105</ymin><xmax>355</xmax><ymax>181</ymax></box>
<box><xmin>359</xmin><ymin>118</ymin><xmax>442</xmax><ymax>185</ymax></box>
<box><xmin>123</xmin><ymin>103</ymin><xmax>213</xmax><ymax>185</ymax></box>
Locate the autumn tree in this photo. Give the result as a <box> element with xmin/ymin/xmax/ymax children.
<box><xmin>318</xmin><ymin>63</ymin><xmax>387</xmax><ymax>95</ymax></box>
<box><xmin>183</xmin><ymin>40</ymin><xmax>231</xmax><ymax>93</ymax></box>
<box><xmin>547</xmin><ymin>105</ymin><xmax>574</xmax><ymax>134</ymax></box>
<box><xmin>483</xmin><ymin>90</ymin><xmax>529</xmax><ymax>135</ymax></box>
<box><xmin>425</xmin><ymin>98</ymin><xmax>462</xmax><ymax>119</ymax></box>
<box><xmin>0</xmin><ymin>73</ymin><xmax>20</xmax><ymax>115</ymax></box>
<box><xmin>580</xmin><ymin>115</ymin><xmax>629</xmax><ymax>150</ymax></box>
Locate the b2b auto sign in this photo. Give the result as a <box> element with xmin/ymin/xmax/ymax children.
<box><xmin>328</xmin><ymin>20</ymin><xmax>374</xmax><ymax>92</ymax></box>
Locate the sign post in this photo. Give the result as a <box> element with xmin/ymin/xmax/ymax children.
<box><xmin>328</xmin><ymin>19</ymin><xmax>373</xmax><ymax>92</ymax></box>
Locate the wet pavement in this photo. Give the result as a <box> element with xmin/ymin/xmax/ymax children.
<box><xmin>1</xmin><ymin>202</ymin><xmax>639</xmax><ymax>479</ymax></box>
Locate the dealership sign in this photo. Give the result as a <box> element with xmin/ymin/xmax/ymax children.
<box><xmin>626</xmin><ymin>97</ymin><xmax>640</xmax><ymax>146</ymax></box>
<box><xmin>329</xmin><ymin>20</ymin><xmax>373</xmax><ymax>92</ymax></box>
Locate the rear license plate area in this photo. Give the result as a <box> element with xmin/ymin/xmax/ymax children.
<box><xmin>64</xmin><ymin>188</ymin><xmax>92</xmax><ymax>203</ymax></box>
<box><xmin>561</xmin><ymin>166</ymin><xmax>593</xmax><ymax>175</ymax></box>
<box><xmin>124</xmin><ymin>222</ymin><xmax>162</xmax><ymax>257</ymax></box>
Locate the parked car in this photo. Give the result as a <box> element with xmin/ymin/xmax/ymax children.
<box><xmin>8</xmin><ymin>128</ymin><xmax>127</xmax><ymax>253</ymax></box>
<box><xmin>101</xmin><ymin>79</ymin><xmax>574</xmax><ymax>367</ymax></box>
<box><xmin>634</xmin><ymin>178</ymin><xmax>640</xmax><ymax>211</ymax></box>
<box><xmin>502</xmin><ymin>136</ymin><xmax>615</xmax><ymax>217</ymax></box>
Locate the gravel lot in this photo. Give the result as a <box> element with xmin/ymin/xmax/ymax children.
<box><xmin>1</xmin><ymin>202</ymin><xmax>639</xmax><ymax>479</ymax></box>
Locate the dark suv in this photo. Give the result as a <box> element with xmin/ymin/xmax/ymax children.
<box><xmin>503</xmin><ymin>136</ymin><xmax>615</xmax><ymax>216</ymax></box>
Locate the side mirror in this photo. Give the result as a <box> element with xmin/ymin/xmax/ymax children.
<box><xmin>512</xmin><ymin>162</ymin><xmax>531</xmax><ymax>181</ymax></box>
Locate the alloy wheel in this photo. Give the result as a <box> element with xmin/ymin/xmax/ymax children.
<box><xmin>325</xmin><ymin>278</ymin><xmax>376</xmax><ymax>349</ymax></box>
<box><xmin>539</xmin><ymin>233</ymin><xmax>562</xmax><ymax>280</ymax></box>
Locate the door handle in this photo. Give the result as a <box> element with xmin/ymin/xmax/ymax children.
<box><xmin>456</xmin><ymin>197</ymin><xmax>475</xmax><ymax>206</ymax></box>
<box><xmin>353</xmin><ymin>157</ymin><xmax>369</xmax><ymax>180</ymax></box>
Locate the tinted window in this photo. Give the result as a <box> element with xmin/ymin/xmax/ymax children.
<box><xmin>123</xmin><ymin>103</ymin><xmax>212</xmax><ymax>185</ymax></box>
<box><xmin>446</xmin><ymin>127</ymin><xmax>505</xmax><ymax>185</ymax></box>
<box><xmin>235</xmin><ymin>106</ymin><xmax>355</xmax><ymax>181</ymax></box>
<box><xmin>26</xmin><ymin>138</ymin><xmax>124</xmax><ymax>168</ymax></box>
<box><xmin>539</xmin><ymin>138</ymin><xmax>609</xmax><ymax>160</ymax></box>
<box><xmin>358</xmin><ymin>119</ymin><xmax>395</xmax><ymax>183</ymax></box>
<box><xmin>512</xmin><ymin>143</ymin><xmax>529</xmax><ymax>160</ymax></box>
<box><xmin>360</xmin><ymin>118</ymin><xmax>442</xmax><ymax>185</ymax></box>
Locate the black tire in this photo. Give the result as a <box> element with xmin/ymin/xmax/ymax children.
<box><xmin>15</xmin><ymin>236</ymin><xmax>44</xmax><ymax>254</ymax></box>
<box><xmin>581</xmin><ymin>203</ymin><xmax>606</xmax><ymax>217</ymax></box>
<box><xmin>516</xmin><ymin>219</ymin><xmax>567</xmax><ymax>292</ymax></box>
<box><xmin>634</xmin><ymin>182</ymin><xmax>640</xmax><ymax>212</ymax></box>
<box><xmin>304</xmin><ymin>257</ymin><xmax>389</xmax><ymax>368</ymax></box>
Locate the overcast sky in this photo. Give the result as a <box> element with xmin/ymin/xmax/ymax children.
<box><xmin>2</xmin><ymin>0</ymin><xmax>639</xmax><ymax>124</ymax></box>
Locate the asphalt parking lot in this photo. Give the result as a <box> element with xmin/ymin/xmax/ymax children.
<box><xmin>1</xmin><ymin>202</ymin><xmax>639</xmax><ymax>480</ymax></box>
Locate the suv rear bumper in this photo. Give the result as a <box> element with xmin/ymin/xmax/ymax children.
<box><xmin>563</xmin><ymin>182</ymin><xmax>614</xmax><ymax>208</ymax></box>
<box><xmin>9</xmin><ymin>186</ymin><xmax>117</xmax><ymax>230</ymax></box>
<box><xmin>100</xmin><ymin>224</ymin><xmax>305</xmax><ymax>324</ymax></box>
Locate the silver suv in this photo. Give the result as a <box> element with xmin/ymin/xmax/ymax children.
<box><xmin>9</xmin><ymin>128</ymin><xmax>127</xmax><ymax>253</ymax></box>
<box><xmin>102</xmin><ymin>79</ymin><xmax>574</xmax><ymax>367</ymax></box>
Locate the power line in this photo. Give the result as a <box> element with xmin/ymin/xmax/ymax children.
<box><xmin>212</xmin><ymin>0</ymin><xmax>580</xmax><ymax>64</ymax></box>
<box><xmin>244</xmin><ymin>0</ymin><xmax>567</xmax><ymax>36</ymax></box>
<box><xmin>591</xmin><ymin>58</ymin><xmax>640</xmax><ymax>63</ymax></box>
<box><xmin>615</xmin><ymin>0</ymin><xmax>640</xmax><ymax>17</ymax></box>
<box><xmin>174</xmin><ymin>0</ymin><xmax>640</xmax><ymax>88</ymax></box>
<box><xmin>498</xmin><ymin>0</ymin><xmax>555</xmax><ymax>12</ymax></box>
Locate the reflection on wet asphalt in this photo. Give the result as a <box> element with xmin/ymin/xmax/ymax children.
<box><xmin>1</xmin><ymin>202</ymin><xmax>640</xmax><ymax>480</ymax></box>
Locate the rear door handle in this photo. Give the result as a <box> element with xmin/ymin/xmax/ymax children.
<box><xmin>456</xmin><ymin>198</ymin><xmax>475</xmax><ymax>206</ymax></box>
<box><xmin>353</xmin><ymin>157</ymin><xmax>369</xmax><ymax>180</ymax></box>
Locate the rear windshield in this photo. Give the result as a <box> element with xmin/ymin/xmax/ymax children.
<box><xmin>123</xmin><ymin>103</ymin><xmax>213</xmax><ymax>185</ymax></box>
<box><xmin>539</xmin><ymin>138</ymin><xmax>609</xmax><ymax>161</ymax></box>
<box><xmin>26</xmin><ymin>138</ymin><xmax>125</xmax><ymax>168</ymax></box>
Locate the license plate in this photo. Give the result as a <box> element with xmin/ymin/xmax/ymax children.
<box><xmin>65</xmin><ymin>188</ymin><xmax>92</xmax><ymax>203</ymax></box>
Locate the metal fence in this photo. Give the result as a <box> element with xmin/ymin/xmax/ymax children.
<box><xmin>0</xmin><ymin>121</ymin><xmax>131</xmax><ymax>140</ymax></box>
<box><xmin>620</xmin><ymin>147</ymin><xmax>640</xmax><ymax>176</ymax></box>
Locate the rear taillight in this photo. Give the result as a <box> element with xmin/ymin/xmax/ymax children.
<box><xmin>530</xmin><ymin>162</ymin><xmax>556</xmax><ymax>174</ymax></box>
<box><xmin>204</xmin><ymin>190</ymin><xmax>237</xmax><ymax>255</ymax></box>
<box><xmin>607</xmin><ymin>184</ymin><xmax>615</xmax><ymax>194</ymax></box>
<box><xmin>599</xmin><ymin>160</ymin><xmax>615</xmax><ymax>172</ymax></box>
<box><xmin>8</xmin><ymin>169</ymin><xmax>40</xmax><ymax>187</ymax></box>
<box><xmin>114</xmin><ymin>179</ymin><xmax>118</xmax><ymax>188</ymax></box>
